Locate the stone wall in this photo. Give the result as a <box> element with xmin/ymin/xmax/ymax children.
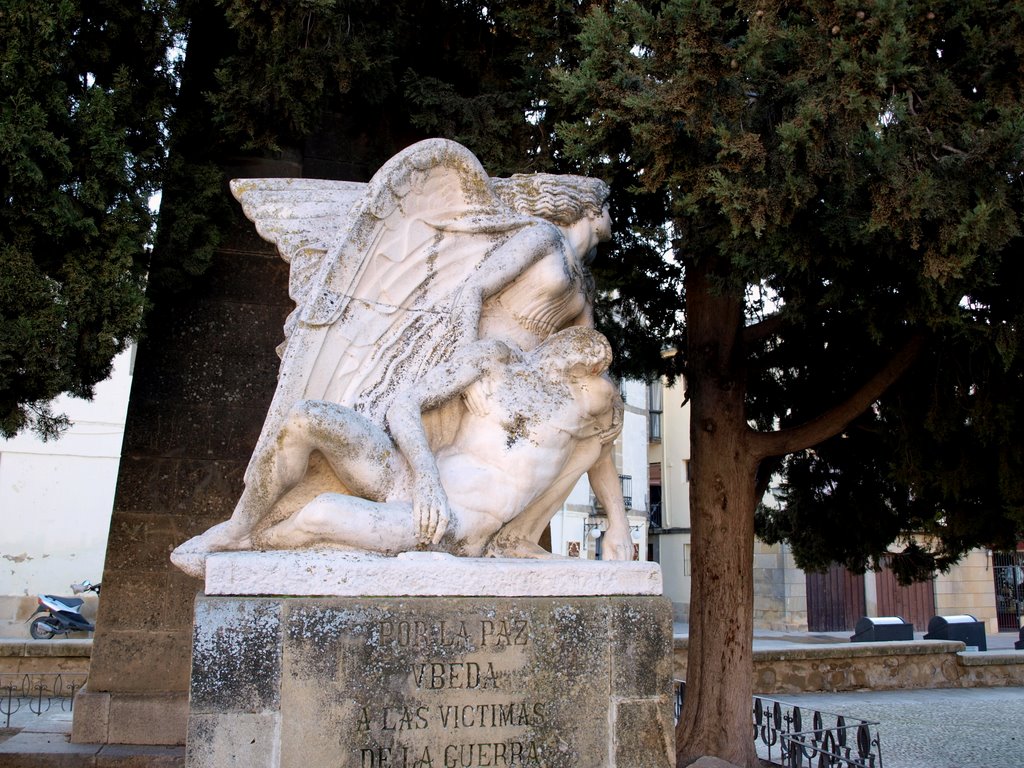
<box><xmin>934</xmin><ymin>549</ymin><xmax>999</xmax><ymax>633</ymax></box>
<box><xmin>752</xmin><ymin>541</ymin><xmax>808</xmax><ymax>631</ymax></box>
<box><xmin>188</xmin><ymin>594</ymin><xmax>675</xmax><ymax>768</ymax></box>
<box><xmin>0</xmin><ymin>640</ymin><xmax>91</xmax><ymax>676</ymax></box>
<box><xmin>673</xmin><ymin>639</ymin><xmax>1024</xmax><ymax>694</ymax></box>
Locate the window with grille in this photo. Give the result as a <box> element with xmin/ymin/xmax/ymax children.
<box><xmin>648</xmin><ymin>382</ymin><xmax>663</xmax><ymax>442</ymax></box>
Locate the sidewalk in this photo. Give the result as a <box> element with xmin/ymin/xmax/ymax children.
<box><xmin>758</xmin><ymin>686</ymin><xmax>1024</xmax><ymax>768</ymax></box>
<box><xmin>0</xmin><ymin>690</ymin><xmax>183</xmax><ymax>767</ymax></box>
<box><xmin>4</xmin><ymin>684</ymin><xmax>1020</xmax><ymax>768</ymax></box>
<box><xmin>2</xmin><ymin>628</ymin><xmax>1020</xmax><ymax>767</ymax></box>
<box><xmin>672</xmin><ymin>625</ymin><xmax>1024</xmax><ymax>767</ymax></box>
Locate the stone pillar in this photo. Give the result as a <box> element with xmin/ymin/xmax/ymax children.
<box><xmin>72</xmin><ymin>158</ymin><xmax>298</xmax><ymax>745</ymax></box>
<box><xmin>863</xmin><ymin>562</ymin><xmax>879</xmax><ymax>617</ymax></box>
<box><xmin>752</xmin><ymin>541</ymin><xmax>808</xmax><ymax>631</ymax></box>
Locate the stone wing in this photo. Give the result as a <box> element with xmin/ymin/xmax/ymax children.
<box><xmin>238</xmin><ymin>139</ymin><xmax>521</xmax><ymax>492</ymax></box>
<box><xmin>230</xmin><ymin>177</ymin><xmax>367</xmax><ymax>322</ymax></box>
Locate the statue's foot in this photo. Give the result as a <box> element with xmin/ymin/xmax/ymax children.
<box><xmin>170</xmin><ymin>520</ymin><xmax>252</xmax><ymax>578</ymax></box>
<box><xmin>484</xmin><ymin>537</ymin><xmax>564</xmax><ymax>560</ymax></box>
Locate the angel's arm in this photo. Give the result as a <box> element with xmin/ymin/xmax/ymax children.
<box><xmin>451</xmin><ymin>223</ymin><xmax>564</xmax><ymax>339</ymax></box>
<box><xmin>386</xmin><ymin>339</ymin><xmax>513</xmax><ymax>544</ymax></box>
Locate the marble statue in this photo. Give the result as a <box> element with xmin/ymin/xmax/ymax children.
<box><xmin>171</xmin><ymin>139</ymin><xmax>632</xmax><ymax>577</ymax></box>
<box><xmin>251</xmin><ymin>327</ymin><xmax>621</xmax><ymax>556</ymax></box>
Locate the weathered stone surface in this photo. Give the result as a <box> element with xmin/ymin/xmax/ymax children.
<box><xmin>0</xmin><ymin>639</ymin><xmax>91</xmax><ymax>660</ymax></box>
<box><xmin>108</xmin><ymin>693</ymin><xmax>190</xmax><ymax>747</ymax></box>
<box><xmin>684</xmin><ymin>757</ymin><xmax>741</xmax><ymax>768</ymax></box>
<box><xmin>189</xmin><ymin>595</ymin><xmax>673</xmax><ymax>768</ymax></box>
<box><xmin>610</xmin><ymin>598</ymin><xmax>674</xmax><ymax>697</ymax></box>
<box><xmin>187</xmin><ymin>713</ymin><xmax>280</xmax><ymax>768</ymax></box>
<box><xmin>71</xmin><ymin>686</ymin><xmax>110</xmax><ymax>744</ymax></box>
<box><xmin>87</xmin><ymin>630</ymin><xmax>193</xmax><ymax>693</ymax></box>
<box><xmin>203</xmin><ymin>551</ymin><xmax>663</xmax><ymax>597</ymax></box>
<box><xmin>190</xmin><ymin>599</ymin><xmax>282</xmax><ymax>713</ymax></box>
<box><xmin>613</xmin><ymin>699</ymin><xmax>673</xmax><ymax>768</ymax></box>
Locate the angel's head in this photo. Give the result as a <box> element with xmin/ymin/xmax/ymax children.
<box><xmin>491</xmin><ymin>174</ymin><xmax>610</xmax><ymax>227</ymax></box>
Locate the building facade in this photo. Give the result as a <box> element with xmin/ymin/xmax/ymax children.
<box><xmin>649</xmin><ymin>375</ymin><xmax>1004</xmax><ymax>634</ymax></box>
<box><xmin>0</xmin><ymin>347</ymin><xmax>133</xmax><ymax>635</ymax></box>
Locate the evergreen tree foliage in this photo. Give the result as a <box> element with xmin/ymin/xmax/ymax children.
<box><xmin>1</xmin><ymin>0</ymin><xmax>599</xmax><ymax>434</ymax></box>
<box><xmin>0</xmin><ymin>0</ymin><xmax>178</xmax><ymax>438</ymax></box>
<box><xmin>556</xmin><ymin>2</ymin><xmax>1023</xmax><ymax>762</ymax></box>
<box><xmin>558</xmin><ymin>0</ymin><xmax>1024</xmax><ymax>576</ymax></box>
<box><xmin>203</xmin><ymin>1</ymin><xmax>579</xmax><ymax>172</ymax></box>
<box><xmin>146</xmin><ymin>1</ymin><xmax>596</xmax><ymax>291</ymax></box>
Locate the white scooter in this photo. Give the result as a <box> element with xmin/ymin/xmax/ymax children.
<box><xmin>27</xmin><ymin>580</ymin><xmax>100</xmax><ymax>639</ymax></box>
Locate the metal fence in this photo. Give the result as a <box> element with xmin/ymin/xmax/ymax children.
<box><xmin>675</xmin><ymin>681</ymin><xmax>884</xmax><ymax>768</ymax></box>
<box><xmin>0</xmin><ymin>673</ymin><xmax>87</xmax><ymax>728</ymax></box>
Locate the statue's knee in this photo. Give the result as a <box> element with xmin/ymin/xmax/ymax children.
<box><xmin>297</xmin><ymin>498</ymin><xmax>334</xmax><ymax>532</ymax></box>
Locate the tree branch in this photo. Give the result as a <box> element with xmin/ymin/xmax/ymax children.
<box><xmin>750</xmin><ymin>333</ymin><xmax>926</xmax><ymax>460</ymax></box>
<box><xmin>743</xmin><ymin>312</ymin><xmax>785</xmax><ymax>345</ymax></box>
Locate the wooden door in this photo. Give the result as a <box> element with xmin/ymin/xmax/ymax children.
<box><xmin>875</xmin><ymin>559</ymin><xmax>935</xmax><ymax>632</ymax></box>
<box><xmin>806</xmin><ymin>564</ymin><xmax>866</xmax><ymax>632</ymax></box>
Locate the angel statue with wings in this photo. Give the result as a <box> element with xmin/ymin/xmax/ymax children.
<box><xmin>171</xmin><ymin>139</ymin><xmax>633</xmax><ymax>577</ymax></box>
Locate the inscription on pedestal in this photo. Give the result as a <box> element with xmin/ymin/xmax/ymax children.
<box><xmin>355</xmin><ymin>618</ymin><xmax>540</xmax><ymax>767</ymax></box>
<box><xmin>281</xmin><ymin>600</ymin><xmax>612</xmax><ymax>767</ymax></box>
<box><xmin>188</xmin><ymin>594</ymin><xmax>674</xmax><ymax>768</ymax></box>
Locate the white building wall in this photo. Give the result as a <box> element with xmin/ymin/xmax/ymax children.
<box><xmin>652</xmin><ymin>377</ymin><xmax>692</xmax><ymax>618</ymax></box>
<box><xmin>620</xmin><ymin>380</ymin><xmax>648</xmax><ymax>508</ymax></box>
<box><xmin>620</xmin><ymin>379</ymin><xmax>650</xmax><ymax>558</ymax></box>
<box><xmin>659</xmin><ymin>380</ymin><xmax>691</xmax><ymax>529</ymax></box>
<box><xmin>0</xmin><ymin>347</ymin><xmax>132</xmax><ymax>631</ymax></box>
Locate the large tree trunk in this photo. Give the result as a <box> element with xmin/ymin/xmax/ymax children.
<box><xmin>676</xmin><ymin>262</ymin><xmax>759</xmax><ymax>768</ymax></box>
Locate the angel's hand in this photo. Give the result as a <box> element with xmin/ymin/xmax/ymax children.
<box><xmin>462</xmin><ymin>381</ymin><xmax>490</xmax><ymax>417</ymax></box>
<box><xmin>601</xmin><ymin>525</ymin><xmax>633</xmax><ymax>562</ymax></box>
<box><xmin>413</xmin><ymin>476</ymin><xmax>451</xmax><ymax>545</ymax></box>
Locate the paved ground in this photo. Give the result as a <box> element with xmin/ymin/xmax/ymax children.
<box><xmin>676</xmin><ymin>625</ymin><xmax>1023</xmax><ymax>767</ymax></box>
<box><xmin>758</xmin><ymin>687</ymin><xmax>1024</xmax><ymax>768</ymax></box>
<box><xmin>0</xmin><ymin>704</ymin><xmax>184</xmax><ymax>765</ymax></box>
<box><xmin>3</xmin><ymin>687</ymin><xmax>1022</xmax><ymax>767</ymax></box>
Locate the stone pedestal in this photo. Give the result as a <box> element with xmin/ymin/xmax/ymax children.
<box><xmin>186</xmin><ymin>554</ymin><xmax>674</xmax><ymax>768</ymax></box>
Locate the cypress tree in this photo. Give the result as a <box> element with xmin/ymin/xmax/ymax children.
<box><xmin>557</xmin><ymin>1</ymin><xmax>1024</xmax><ymax>764</ymax></box>
<box><xmin>0</xmin><ymin>1</ymin><xmax>178</xmax><ymax>437</ymax></box>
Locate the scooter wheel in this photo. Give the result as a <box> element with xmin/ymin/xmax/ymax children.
<box><xmin>30</xmin><ymin>617</ymin><xmax>57</xmax><ymax>640</ymax></box>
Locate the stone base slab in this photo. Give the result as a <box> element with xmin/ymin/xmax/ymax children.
<box><xmin>72</xmin><ymin>685</ymin><xmax>189</xmax><ymax>746</ymax></box>
<box><xmin>188</xmin><ymin>594</ymin><xmax>674</xmax><ymax>768</ymax></box>
<box><xmin>0</xmin><ymin>639</ymin><xmax>91</xmax><ymax>676</ymax></box>
<box><xmin>203</xmin><ymin>550</ymin><xmax>664</xmax><ymax>597</ymax></box>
